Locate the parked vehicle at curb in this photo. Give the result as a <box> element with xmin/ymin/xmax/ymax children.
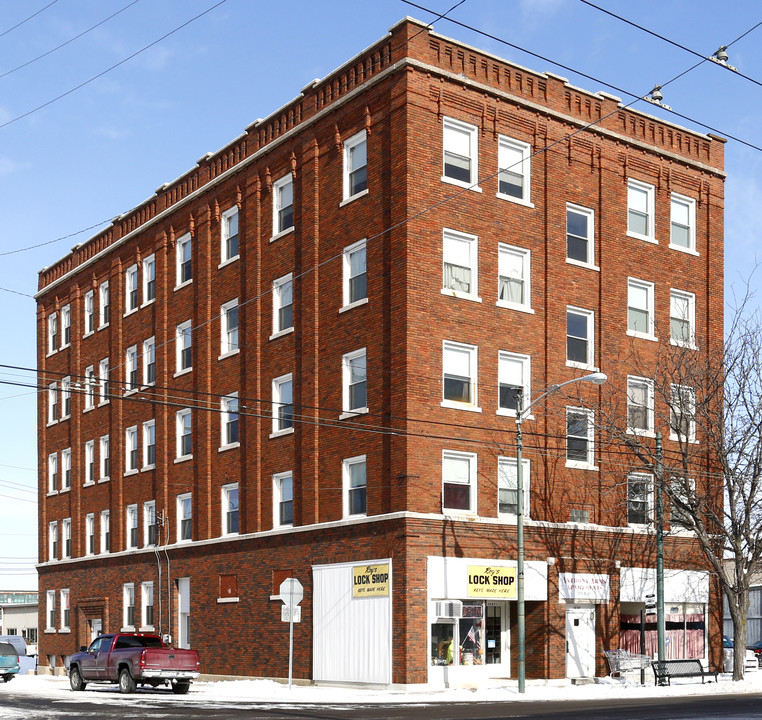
<box><xmin>68</xmin><ymin>633</ymin><xmax>200</xmax><ymax>694</ymax></box>
<box><xmin>0</xmin><ymin>642</ymin><xmax>20</xmax><ymax>683</ymax></box>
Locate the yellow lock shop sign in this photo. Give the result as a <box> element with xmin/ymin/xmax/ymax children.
<box><xmin>467</xmin><ymin>565</ymin><xmax>517</xmax><ymax>598</ymax></box>
<box><xmin>352</xmin><ymin>563</ymin><xmax>390</xmax><ymax>597</ymax></box>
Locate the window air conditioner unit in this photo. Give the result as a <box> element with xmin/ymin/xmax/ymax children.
<box><xmin>435</xmin><ymin>601</ymin><xmax>463</xmax><ymax>618</ymax></box>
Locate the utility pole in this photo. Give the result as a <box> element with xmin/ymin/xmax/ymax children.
<box><xmin>655</xmin><ymin>431</ymin><xmax>666</xmax><ymax>664</ymax></box>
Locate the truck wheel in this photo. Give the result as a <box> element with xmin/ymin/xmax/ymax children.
<box><xmin>2</xmin><ymin>675</ymin><xmax>11</xmax><ymax>683</ymax></box>
<box><xmin>172</xmin><ymin>681</ymin><xmax>190</xmax><ymax>694</ymax></box>
<box><xmin>69</xmin><ymin>667</ymin><xmax>87</xmax><ymax>691</ymax></box>
<box><xmin>118</xmin><ymin>668</ymin><xmax>136</xmax><ymax>694</ymax></box>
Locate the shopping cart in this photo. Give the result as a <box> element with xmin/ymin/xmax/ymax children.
<box><xmin>604</xmin><ymin>649</ymin><xmax>652</xmax><ymax>681</ymax></box>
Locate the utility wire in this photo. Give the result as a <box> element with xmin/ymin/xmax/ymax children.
<box><xmin>0</xmin><ymin>0</ymin><xmax>58</xmax><ymax>40</ymax></box>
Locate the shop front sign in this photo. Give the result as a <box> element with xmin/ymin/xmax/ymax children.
<box><xmin>352</xmin><ymin>563</ymin><xmax>390</xmax><ymax>597</ymax></box>
<box><xmin>558</xmin><ymin>573</ymin><xmax>610</xmax><ymax>603</ymax></box>
<box><xmin>467</xmin><ymin>565</ymin><xmax>517</xmax><ymax>598</ymax></box>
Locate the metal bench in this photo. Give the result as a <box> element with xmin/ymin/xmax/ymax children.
<box><xmin>651</xmin><ymin>658</ymin><xmax>718</xmax><ymax>686</ymax></box>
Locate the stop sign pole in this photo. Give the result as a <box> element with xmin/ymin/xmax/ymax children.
<box><xmin>279</xmin><ymin>578</ymin><xmax>303</xmax><ymax>689</ymax></box>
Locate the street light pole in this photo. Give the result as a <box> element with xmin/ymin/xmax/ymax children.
<box><xmin>514</xmin><ymin>371</ymin><xmax>607</xmax><ymax>694</ymax></box>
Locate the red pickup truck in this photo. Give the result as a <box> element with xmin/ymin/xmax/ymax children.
<box><xmin>68</xmin><ymin>633</ymin><xmax>200</xmax><ymax>694</ymax></box>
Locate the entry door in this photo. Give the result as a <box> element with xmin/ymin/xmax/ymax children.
<box><xmin>89</xmin><ymin>618</ymin><xmax>102</xmax><ymax>641</ymax></box>
<box><xmin>565</xmin><ymin>605</ymin><xmax>595</xmax><ymax>678</ymax></box>
<box><xmin>485</xmin><ymin>602</ymin><xmax>509</xmax><ymax>676</ymax></box>
<box><xmin>177</xmin><ymin>578</ymin><xmax>190</xmax><ymax>648</ymax></box>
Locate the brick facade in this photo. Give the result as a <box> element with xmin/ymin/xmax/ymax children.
<box><xmin>37</xmin><ymin>18</ymin><xmax>724</xmax><ymax>685</ymax></box>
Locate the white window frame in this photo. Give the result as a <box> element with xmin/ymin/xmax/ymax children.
<box><xmin>98</xmin><ymin>281</ymin><xmax>110</xmax><ymax>328</ymax></box>
<box><xmin>85</xmin><ymin>513</ymin><xmax>95</xmax><ymax>556</ymax></box>
<box><xmin>271</xmin><ymin>275</ymin><xmax>293</xmax><ymax>338</ymax></box>
<box><xmin>271</xmin><ymin>374</ymin><xmax>294</xmax><ymax>436</ymax></box>
<box><xmin>497</xmin><ymin>456</ymin><xmax>530</xmax><ymax>518</ymax></box>
<box><xmin>123</xmin><ymin>583</ymin><xmax>136</xmax><ymax>630</ymax></box>
<box><xmin>272</xmin><ymin>174</ymin><xmax>295</xmax><ymax>237</ymax></box>
<box><xmin>566</xmin><ymin>407</ymin><xmax>596</xmax><ymax>469</ymax></box>
<box><xmin>48</xmin><ymin>452</ymin><xmax>58</xmax><ymax>494</ymax></box>
<box><xmin>46</xmin><ymin>590</ymin><xmax>56</xmax><ymax>630</ymax></box>
<box><xmin>627</xmin><ymin>472</ymin><xmax>653</xmax><ymax>527</ymax></box>
<box><xmin>84</xmin><ymin>290</ymin><xmax>95</xmax><ymax>335</ymax></box>
<box><xmin>627</xmin><ymin>376</ymin><xmax>655</xmax><ymax>436</ymax></box>
<box><xmin>273</xmin><ymin>472</ymin><xmax>293</xmax><ymax>529</ymax></box>
<box><xmin>47</xmin><ymin>312</ymin><xmax>58</xmax><ymax>354</ymax></box>
<box><xmin>84</xmin><ymin>365</ymin><xmax>96</xmax><ymax>410</ymax></box>
<box><xmin>141</xmin><ymin>581</ymin><xmax>155</xmax><ymax>630</ymax></box>
<box><xmin>442</xmin><ymin>116</ymin><xmax>479</xmax><ymax>190</ymax></box>
<box><xmin>566</xmin><ymin>306</ymin><xmax>595</xmax><ymax>369</ymax></box>
<box><xmin>221</xmin><ymin>393</ymin><xmax>239</xmax><ymax>449</ymax></box>
<box><xmin>125</xmin><ymin>426</ymin><xmax>138</xmax><ymax>474</ymax></box>
<box><xmin>177</xmin><ymin>492</ymin><xmax>192</xmax><ymax>542</ymax></box>
<box><xmin>100</xmin><ymin>510</ymin><xmax>110</xmax><ymax>554</ymax></box>
<box><xmin>62</xmin><ymin>447</ymin><xmax>71</xmax><ymax>490</ymax></box>
<box><xmin>142</xmin><ymin>254</ymin><xmax>156</xmax><ymax>305</ymax></box>
<box><xmin>670</xmin><ymin>289</ymin><xmax>696</xmax><ymax>348</ymax></box>
<box><xmin>442</xmin><ymin>450</ymin><xmax>477</xmax><ymax>515</ymax></box>
<box><xmin>48</xmin><ymin>382</ymin><xmax>58</xmax><ymax>425</ymax></box>
<box><xmin>442</xmin><ymin>228</ymin><xmax>480</xmax><ymax>302</ymax></box>
<box><xmin>627</xmin><ymin>278</ymin><xmax>656</xmax><ymax>340</ymax></box>
<box><xmin>220</xmin><ymin>299</ymin><xmax>240</xmax><ymax>356</ymax></box>
<box><xmin>342</xmin><ymin>129</ymin><xmax>368</xmax><ymax>202</ymax></box>
<box><xmin>143</xmin><ymin>419</ymin><xmax>156</xmax><ymax>469</ymax></box>
<box><xmin>125</xmin><ymin>346</ymin><xmax>138</xmax><ymax>392</ymax></box>
<box><xmin>48</xmin><ymin>521</ymin><xmax>58</xmax><ymax>561</ymax></box>
<box><xmin>61</xmin><ymin>376</ymin><xmax>71</xmax><ymax>418</ymax></box>
<box><xmin>125</xmin><ymin>264</ymin><xmax>138</xmax><ymax>314</ymax></box>
<box><xmin>176</xmin><ymin>409</ymin><xmax>192</xmax><ymax>460</ymax></box>
<box><xmin>627</xmin><ymin>179</ymin><xmax>656</xmax><ymax>243</ymax></box>
<box><xmin>442</xmin><ymin>341</ymin><xmax>479</xmax><ymax>411</ymax></box>
<box><xmin>176</xmin><ymin>321</ymin><xmax>192</xmax><ymax>374</ymax></box>
<box><xmin>566</xmin><ymin>203</ymin><xmax>596</xmax><ymax>268</ymax></box>
<box><xmin>126</xmin><ymin>504</ymin><xmax>138</xmax><ymax>550</ymax></box>
<box><xmin>497</xmin><ymin>243</ymin><xmax>532</xmax><ymax>312</ymax></box>
<box><xmin>343</xmin><ymin>454</ymin><xmax>367</xmax><ymax>518</ymax></box>
<box><xmin>143</xmin><ymin>337</ymin><xmax>156</xmax><ymax>386</ymax></box>
<box><xmin>497</xmin><ymin>351</ymin><xmax>530</xmax><ymax>417</ymax></box>
<box><xmin>341</xmin><ymin>348</ymin><xmax>368</xmax><ymax>417</ymax></box>
<box><xmin>84</xmin><ymin>440</ymin><xmax>94</xmax><ymax>485</ymax></box>
<box><xmin>497</xmin><ymin>135</ymin><xmax>532</xmax><ymax>206</ymax></box>
<box><xmin>221</xmin><ymin>205</ymin><xmax>240</xmax><ymax>263</ymax></box>
<box><xmin>342</xmin><ymin>238</ymin><xmax>368</xmax><ymax>310</ymax></box>
<box><xmin>144</xmin><ymin>501</ymin><xmax>157</xmax><ymax>547</ymax></box>
<box><xmin>60</xmin><ymin>589</ymin><xmax>70</xmax><ymax>630</ymax></box>
<box><xmin>98</xmin><ymin>358</ymin><xmax>109</xmax><ymax>405</ymax></box>
<box><xmin>670</xmin><ymin>192</ymin><xmax>697</xmax><ymax>253</ymax></box>
<box><xmin>99</xmin><ymin>435</ymin><xmax>110</xmax><ymax>481</ymax></box>
<box><xmin>60</xmin><ymin>304</ymin><xmax>71</xmax><ymax>348</ymax></box>
<box><xmin>176</xmin><ymin>232</ymin><xmax>192</xmax><ymax>287</ymax></box>
<box><xmin>670</xmin><ymin>384</ymin><xmax>697</xmax><ymax>443</ymax></box>
<box><xmin>669</xmin><ymin>477</ymin><xmax>696</xmax><ymax>532</ymax></box>
<box><xmin>222</xmin><ymin>483</ymin><xmax>239</xmax><ymax>536</ymax></box>
<box><xmin>62</xmin><ymin>517</ymin><xmax>71</xmax><ymax>559</ymax></box>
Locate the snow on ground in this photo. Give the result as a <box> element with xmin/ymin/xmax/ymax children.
<box><xmin>3</xmin><ymin>669</ymin><xmax>762</xmax><ymax>709</ymax></box>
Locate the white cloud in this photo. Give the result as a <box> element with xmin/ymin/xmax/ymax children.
<box><xmin>0</xmin><ymin>156</ymin><xmax>18</xmax><ymax>175</ymax></box>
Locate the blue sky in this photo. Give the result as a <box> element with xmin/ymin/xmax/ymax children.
<box><xmin>0</xmin><ymin>0</ymin><xmax>759</xmax><ymax>590</ymax></box>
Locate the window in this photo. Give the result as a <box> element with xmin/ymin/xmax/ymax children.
<box><xmin>273</xmin><ymin>175</ymin><xmax>294</xmax><ymax>235</ymax></box>
<box><xmin>48</xmin><ymin>521</ymin><xmax>58</xmax><ymax>561</ymax></box>
<box><xmin>272</xmin><ymin>276</ymin><xmax>293</xmax><ymax>336</ymax></box>
<box><xmin>670</xmin><ymin>384</ymin><xmax>696</xmax><ymax>442</ymax></box>
<box><xmin>272</xmin><ymin>374</ymin><xmax>293</xmax><ymax>434</ymax></box>
<box><xmin>343</xmin><ymin>455</ymin><xmax>367</xmax><ymax>517</ymax></box>
<box><xmin>442</xmin><ymin>450</ymin><xmax>476</xmax><ymax>513</ymax></box>
<box><xmin>627</xmin><ymin>376</ymin><xmax>654</xmax><ymax>434</ymax></box>
<box><xmin>497</xmin><ymin>244</ymin><xmax>531</xmax><ymax>310</ymax></box>
<box><xmin>144</xmin><ymin>501</ymin><xmax>157</xmax><ymax>546</ymax></box>
<box><xmin>176</xmin><ymin>322</ymin><xmax>192</xmax><ymax>373</ymax></box>
<box><xmin>99</xmin><ymin>435</ymin><xmax>110</xmax><ymax>480</ymax></box>
<box><xmin>442</xmin><ymin>341</ymin><xmax>478</xmax><ymax>409</ymax></box>
<box><xmin>123</xmin><ymin>583</ymin><xmax>136</xmax><ymax>629</ymax></box>
<box><xmin>219</xmin><ymin>300</ymin><xmax>239</xmax><ymax>355</ymax></box>
<box><xmin>143</xmin><ymin>420</ymin><xmax>156</xmax><ymax>468</ymax></box>
<box><xmin>84</xmin><ymin>290</ymin><xmax>95</xmax><ymax>335</ymax></box>
<box><xmin>670</xmin><ymin>289</ymin><xmax>696</xmax><ymax>347</ymax></box>
<box><xmin>497</xmin><ymin>351</ymin><xmax>530</xmax><ymax>416</ymax></box>
<box><xmin>627</xmin><ymin>278</ymin><xmax>655</xmax><ymax>338</ymax></box>
<box><xmin>177</xmin><ymin>409</ymin><xmax>192</xmax><ymax>459</ymax></box>
<box><xmin>84</xmin><ymin>365</ymin><xmax>95</xmax><ymax>410</ymax></box>
<box><xmin>343</xmin><ymin>130</ymin><xmax>367</xmax><ymax>200</ymax></box>
<box><xmin>84</xmin><ymin>440</ymin><xmax>94</xmax><ymax>484</ymax></box>
<box><xmin>342</xmin><ymin>239</ymin><xmax>367</xmax><ymax>308</ymax></box>
<box><xmin>86</xmin><ymin>514</ymin><xmax>95</xmax><ymax>556</ymax></box>
<box><xmin>61</xmin><ymin>376</ymin><xmax>71</xmax><ymax>418</ymax></box>
<box><xmin>177</xmin><ymin>493</ymin><xmax>192</xmax><ymax>542</ymax></box>
<box><xmin>143</xmin><ymin>254</ymin><xmax>156</xmax><ymax>303</ymax></box>
<box><xmin>46</xmin><ymin>590</ymin><xmax>56</xmax><ymax>630</ymax></box>
<box><xmin>48</xmin><ymin>312</ymin><xmax>58</xmax><ymax>353</ymax></box>
<box><xmin>99</xmin><ymin>281</ymin><xmax>110</xmax><ymax>327</ymax></box>
<box><xmin>48</xmin><ymin>382</ymin><xmax>58</xmax><ymax>424</ymax></box>
<box><xmin>48</xmin><ymin>453</ymin><xmax>58</xmax><ymax>494</ymax></box>
<box><xmin>670</xmin><ymin>193</ymin><xmax>696</xmax><ymax>252</ymax></box>
<box><xmin>98</xmin><ymin>358</ymin><xmax>109</xmax><ymax>403</ymax></box>
<box><xmin>125</xmin><ymin>264</ymin><xmax>138</xmax><ymax>313</ymax></box>
<box><xmin>100</xmin><ymin>510</ymin><xmax>110</xmax><ymax>553</ymax></box>
<box><xmin>497</xmin><ymin>456</ymin><xmax>530</xmax><ymax>517</ymax></box>
<box><xmin>142</xmin><ymin>582</ymin><xmax>154</xmax><ymax>628</ymax></box>
<box><xmin>126</xmin><ymin>505</ymin><xmax>138</xmax><ymax>549</ymax></box>
<box><xmin>61</xmin><ymin>305</ymin><xmax>71</xmax><ymax>347</ymax></box>
<box><xmin>221</xmin><ymin>394</ymin><xmax>239</xmax><ymax>448</ymax></box>
<box><xmin>222</xmin><ymin>205</ymin><xmax>239</xmax><ymax>261</ymax></box>
<box><xmin>497</xmin><ymin>135</ymin><xmax>531</xmax><ymax>203</ymax></box>
<box><xmin>627</xmin><ymin>472</ymin><xmax>652</xmax><ymax>526</ymax></box>
<box><xmin>566</xmin><ymin>307</ymin><xmax>594</xmax><ymax>368</ymax></box>
<box><xmin>342</xmin><ymin>348</ymin><xmax>367</xmax><ymax>415</ymax></box>
<box><xmin>273</xmin><ymin>472</ymin><xmax>293</xmax><ymax>528</ymax></box>
<box><xmin>566</xmin><ymin>204</ymin><xmax>595</xmax><ymax>266</ymax></box>
<box><xmin>125</xmin><ymin>426</ymin><xmax>138</xmax><ymax>473</ymax></box>
<box><xmin>125</xmin><ymin>346</ymin><xmax>138</xmax><ymax>391</ymax></box>
<box><xmin>443</xmin><ymin>117</ymin><xmax>478</xmax><ymax>187</ymax></box>
<box><xmin>442</xmin><ymin>229</ymin><xmax>478</xmax><ymax>300</ymax></box>
<box><xmin>627</xmin><ymin>179</ymin><xmax>655</xmax><ymax>242</ymax></box>
<box><xmin>60</xmin><ymin>589</ymin><xmax>70</xmax><ymax>630</ymax></box>
<box><xmin>62</xmin><ymin>448</ymin><xmax>71</xmax><ymax>489</ymax></box>
<box><xmin>670</xmin><ymin>477</ymin><xmax>695</xmax><ymax>531</ymax></box>
<box><xmin>566</xmin><ymin>407</ymin><xmax>595</xmax><ymax>468</ymax></box>
<box><xmin>143</xmin><ymin>337</ymin><xmax>156</xmax><ymax>385</ymax></box>
<box><xmin>222</xmin><ymin>484</ymin><xmax>239</xmax><ymax>535</ymax></box>
<box><xmin>176</xmin><ymin>233</ymin><xmax>192</xmax><ymax>285</ymax></box>
<box><xmin>62</xmin><ymin>518</ymin><xmax>71</xmax><ymax>559</ymax></box>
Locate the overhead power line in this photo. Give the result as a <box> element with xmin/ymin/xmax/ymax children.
<box><xmin>0</xmin><ymin>0</ymin><xmax>58</xmax><ymax>40</ymax></box>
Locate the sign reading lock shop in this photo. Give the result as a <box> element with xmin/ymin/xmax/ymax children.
<box><xmin>467</xmin><ymin>565</ymin><xmax>517</xmax><ymax>598</ymax></box>
<box><xmin>352</xmin><ymin>563</ymin><xmax>390</xmax><ymax>597</ymax></box>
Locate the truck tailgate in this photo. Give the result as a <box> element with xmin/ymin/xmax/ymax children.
<box><xmin>142</xmin><ymin>648</ymin><xmax>199</xmax><ymax>673</ymax></box>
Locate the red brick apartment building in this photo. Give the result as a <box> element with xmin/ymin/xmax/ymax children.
<box><xmin>36</xmin><ymin>17</ymin><xmax>725</xmax><ymax>685</ymax></box>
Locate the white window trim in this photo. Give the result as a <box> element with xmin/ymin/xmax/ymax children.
<box><xmin>122</xmin><ymin>583</ymin><xmax>136</xmax><ymax>631</ymax></box>
<box><xmin>83</xmin><ymin>290</ymin><xmax>95</xmax><ymax>336</ymax></box>
<box><xmin>627</xmin><ymin>277</ymin><xmax>657</xmax><ymax>341</ymax></box>
<box><xmin>342</xmin><ymin>454</ymin><xmax>367</xmax><ymax>518</ymax></box>
<box><xmin>220</xmin><ymin>393</ymin><xmax>240</xmax><ymax>451</ymax></box>
<box><xmin>85</xmin><ymin>513</ymin><xmax>95</xmax><ymax>557</ymax></box>
<box><xmin>496</xmin><ymin>351</ymin><xmax>531</xmax><ymax>418</ymax></box>
<box><xmin>48</xmin><ymin>521</ymin><xmax>58</xmax><ymax>562</ymax></box>
<box><xmin>45</xmin><ymin>590</ymin><xmax>56</xmax><ymax>630</ymax></box>
<box><xmin>47</xmin><ymin>452</ymin><xmax>58</xmax><ymax>495</ymax></box>
<box><xmin>497</xmin><ymin>243</ymin><xmax>533</xmax><ymax>313</ymax></box>
<box><xmin>441</xmin><ymin>341</ymin><xmax>481</xmax><ymax>412</ymax></box>
<box><xmin>341</xmin><ymin>348</ymin><xmax>368</xmax><ymax>419</ymax></box>
<box><xmin>670</xmin><ymin>384</ymin><xmax>698</xmax><ymax>443</ymax></box>
<box><xmin>627</xmin><ymin>178</ymin><xmax>656</xmax><ymax>243</ymax></box>
<box><xmin>272</xmin><ymin>174</ymin><xmax>295</xmax><ymax>238</ymax></box>
<box><xmin>47</xmin><ymin>382</ymin><xmax>58</xmax><ymax>426</ymax></box>
<box><xmin>124</xmin><ymin>264</ymin><xmax>139</xmax><ymax>316</ymax></box>
<box><xmin>100</xmin><ymin>510</ymin><xmax>110</xmax><ymax>554</ymax></box>
<box><xmin>341</xmin><ymin>238</ymin><xmax>368</xmax><ymax>311</ymax></box>
<box><xmin>496</xmin><ymin>134</ymin><xmax>533</xmax><ymax>207</ymax></box>
<box><xmin>669</xmin><ymin>477</ymin><xmax>697</xmax><ymax>532</ymax></box>
<box><xmin>98</xmin><ymin>281</ymin><xmax>110</xmax><ymax>329</ymax></box>
<box><xmin>441</xmin><ymin>449</ymin><xmax>477</xmax><ymax>516</ymax></box>
<box><xmin>626</xmin><ymin>375</ymin><xmax>655</xmax><ymax>437</ymax></box>
<box><xmin>175</xmin><ymin>321</ymin><xmax>192</xmax><ymax>375</ymax></box>
<box><xmin>142</xmin><ymin>420</ymin><xmax>156</xmax><ymax>470</ymax></box>
<box><xmin>669</xmin><ymin>192</ymin><xmax>698</xmax><ymax>254</ymax></box>
<box><xmin>670</xmin><ymin>288</ymin><xmax>697</xmax><ymax>349</ymax></box>
<box><xmin>99</xmin><ymin>435</ymin><xmax>110</xmax><ymax>482</ymax></box>
<box><xmin>271</xmin><ymin>373</ymin><xmax>294</xmax><ymax>437</ymax></box>
<box><xmin>98</xmin><ymin>358</ymin><xmax>109</xmax><ymax>405</ymax></box>
<box><xmin>84</xmin><ymin>365</ymin><xmax>96</xmax><ymax>410</ymax></box>
<box><xmin>144</xmin><ymin>501</ymin><xmax>157</xmax><ymax>547</ymax></box>
<box><xmin>566</xmin><ymin>203</ymin><xmax>598</xmax><ymax>269</ymax></box>
<box><xmin>125</xmin><ymin>346</ymin><xmax>138</xmax><ymax>394</ymax></box>
<box><xmin>61</xmin><ymin>448</ymin><xmax>72</xmax><ymax>490</ymax></box>
<box><xmin>627</xmin><ymin>472</ymin><xmax>654</xmax><ymax>528</ymax></box>
<box><xmin>566</xmin><ymin>406</ymin><xmax>597</xmax><ymax>470</ymax></box>
<box><xmin>126</xmin><ymin>504</ymin><xmax>138</xmax><ymax>550</ymax></box>
<box><xmin>142</xmin><ymin>254</ymin><xmax>156</xmax><ymax>307</ymax></box>
<box><xmin>125</xmin><ymin>426</ymin><xmax>138</xmax><ymax>475</ymax></box>
<box><xmin>220</xmin><ymin>205</ymin><xmax>240</xmax><ymax>265</ymax></box>
<box><xmin>566</xmin><ymin>306</ymin><xmax>596</xmax><ymax>370</ymax></box>
<box><xmin>221</xmin><ymin>483</ymin><xmax>239</xmax><ymax>536</ymax></box>
<box><xmin>84</xmin><ymin>440</ymin><xmax>95</xmax><ymax>486</ymax></box>
<box><xmin>271</xmin><ymin>274</ymin><xmax>294</xmax><ymax>339</ymax></box>
<box><xmin>273</xmin><ymin>471</ymin><xmax>293</xmax><ymax>529</ymax></box>
<box><xmin>175</xmin><ymin>232</ymin><xmax>192</xmax><ymax>289</ymax></box>
<box><xmin>60</xmin><ymin>305</ymin><xmax>71</xmax><ymax>349</ymax></box>
<box><xmin>176</xmin><ymin>409</ymin><xmax>193</xmax><ymax>461</ymax></box>
<box><xmin>141</xmin><ymin>581</ymin><xmax>155</xmax><ymax>630</ymax></box>
<box><xmin>442</xmin><ymin>116</ymin><xmax>481</xmax><ymax>191</ymax></box>
<box><xmin>176</xmin><ymin>492</ymin><xmax>192</xmax><ymax>543</ymax></box>
<box><xmin>220</xmin><ymin>299</ymin><xmax>240</xmax><ymax>358</ymax></box>
<box><xmin>143</xmin><ymin>337</ymin><xmax>156</xmax><ymax>386</ymax></box>
<box><xmin>497</xmin><ymin>456</ymin><xmax>530</xmax><ymax>519</ymax></box>
<box><xmin>441</xmin><ymin>228</ymin><xmax>481</xmax><ymax>303</ymax></box>
<box><xmin>62</xmin><ymin>518</ymin><xmax>72</xmax><ymax>559</ymax></box>
<box><xmin>341</xmin><ymin>129</ymin><xmax>368</xmax><ymax>203</ymax></box>
<box><xmin>60</xmin><ymin>588</ymin><xmax>71</xmax><ymax>631</ymax></box>
<box><xmin>47</xmin><ymin>312</ymin><xmax>58</xmax><ymax>356</ymax></box>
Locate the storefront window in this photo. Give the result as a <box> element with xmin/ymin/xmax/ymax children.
<box><xmin>431</xmin><ymin>603</ymin><xmax>486</xmax><ymax>666</ymax></box>
<box><xmin>431</xmin><ymin>621</ymin><xmax>454</xmax><ymax>665</ymax></box>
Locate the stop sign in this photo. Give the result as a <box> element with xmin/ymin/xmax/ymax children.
<box><xmin>279</xmin><ymin>578</ymin><xmax>303</xmax><ymax>607</ymax></box>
